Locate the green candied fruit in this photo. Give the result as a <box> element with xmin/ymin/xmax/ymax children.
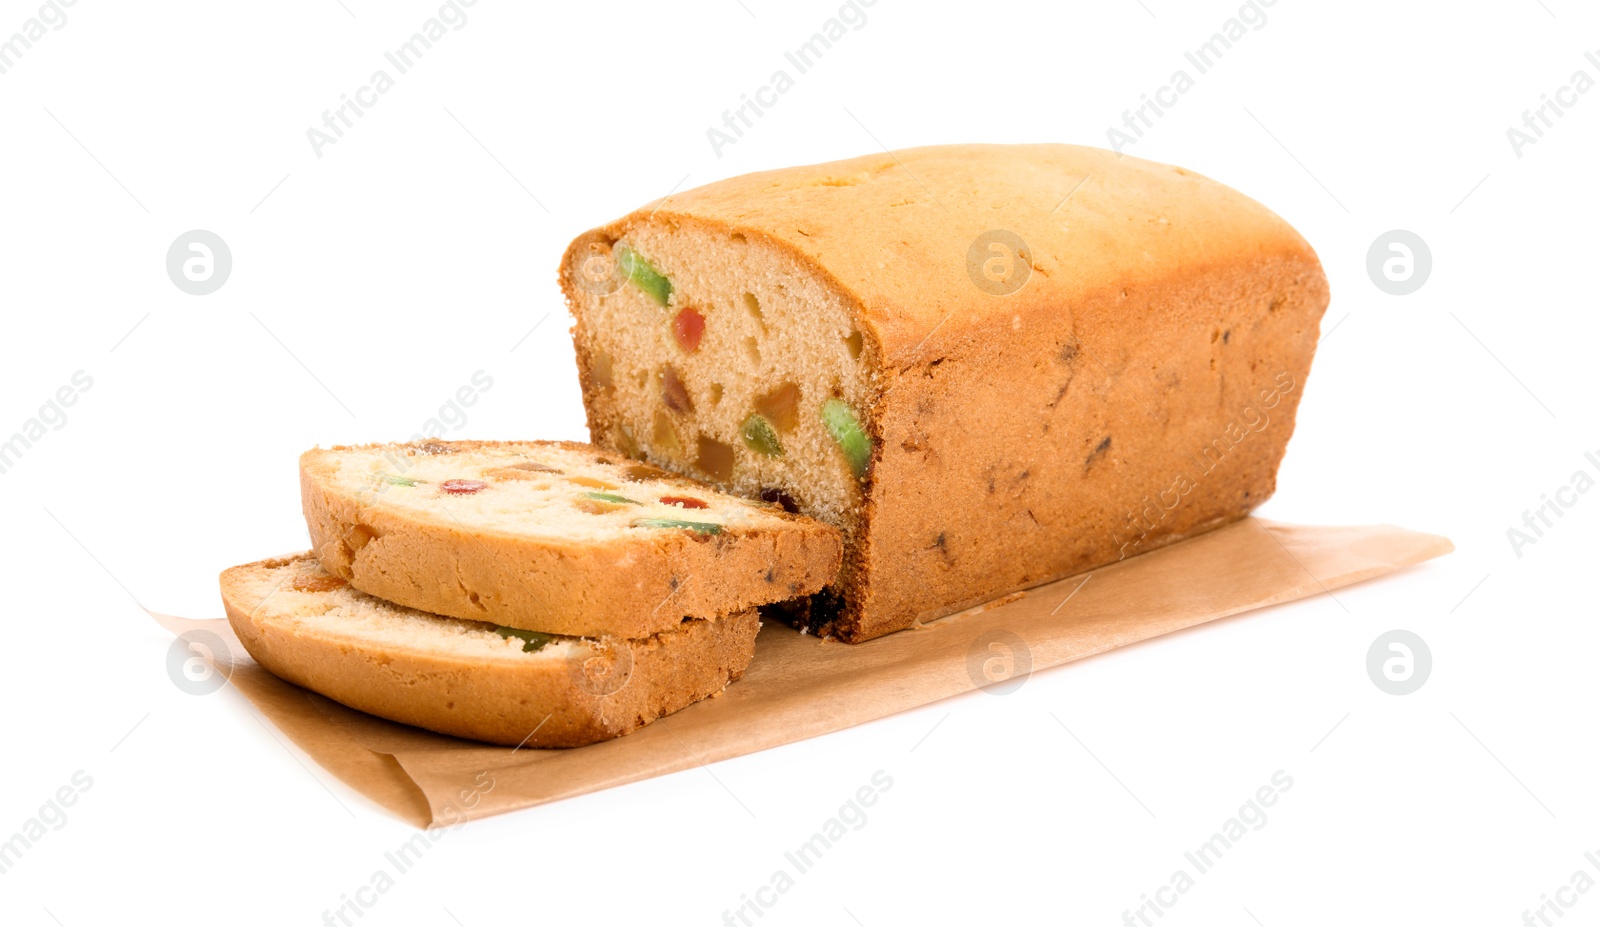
<box><xmin>632</xmin><ymin>517</ymin><xmax>723</xmax><ymax>536</ymax></box>
<box><xmin>494</xmin><ymin>626</ymin><xmax>555</xmax><ymax>653</ymax></box>
<box><xmin>380</xmin><ymin>474</ymin><xmax>421</xmax><ymax>487</ymax></box>
<box><xmin>741</xmin><ymin>413</ymin><xmax>784</xmax><ymax>458</ymax></box>
<box><xmin>614</xmin><ymin>243</ymin><xmax>673</xmax><ymax>307</ymax></box>
<box><xmin>821</xmin><ymin>398</ymin><xmax>872</xmax><ymax>478</ymax></box>
<box><xmin>583</xmin><ymin>491</ymin><xmax>641</xmax><ymax>505</ymax></box>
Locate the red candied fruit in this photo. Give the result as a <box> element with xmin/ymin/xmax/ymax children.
<box><xmin>673</xmin><ymin>308</ymin><xmax>705</xmax><ymax>353</ymax></box>
<box><xmin>440</xmin><ymin>479</ymin><xmax>487</xmax><ymax>495</ymax></box>
<box><xmin>660</xmin><ymin>495</ymin><xmax>709</xmax><ymax>509</ymax></box>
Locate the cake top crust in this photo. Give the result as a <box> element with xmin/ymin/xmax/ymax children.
<box><xmin>572</xmin><ymin>143</ymin><xmax>1321</xmax><ymax>368</ymax></box>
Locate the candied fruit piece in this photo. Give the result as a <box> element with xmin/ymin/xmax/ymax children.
<box><xmin>632</xmin><ymin>517</ymin><xmax>723</xmax><ymax>536</ymax></box>
<box><xmin>568</xmin><ymin>475</ymin><xmax>620</xmax><ymax>490</ymax></box>
<box><xmin>624</xmin><ymin>462</ymin><xmax>670</xmax><ymax>482</ymax></box>
<box><xmin>582</xmin><ymin>491</ymin><xmax>640</xmax><ymax>505</ymax></box>
<box><xmin>660</xmin><ymin>365</ymin><xmax>692</xmax><ymax>414</ymax></box>
<box><xmin>290</xmin><ymin>573</ymin><xmax>348</xmax><ymax>593</ymax></box>
<box><xmin>615</xmin><ymin>243</ymin><xmax>672</xmax><ymax>307</ymax></box>
<box><xmin>821</xmin><ymin>399</ymin><xmax>872</xmax><ymax>478</ymax></box>
<box><xmin>660</xmin><ymin>495</ymin><xmax>709</xmax><ymax>509</ymax></box>
<box><xmin>510</xmin><ymin>460</ymin><xmax>562</xmax><ymax>473</ymax></box>
<box><xmin>696</xmin><ymin>436</ymin><xmax>734</xmax><ymax>482</ymax></box>
<box><xmin>653</xmin><ymin>410</ymin><xmax>683</xmax><ymax>455</ymax></box>
<box><xmin>440</xmin><ymin>479</ymin><xmax>487</xmax><ymax>495</ymax></box>
<box><xmin>495</xmin><ymin>626</ymin><xmax>554</xmax><ymax>653</ymax></box>
<box><xmin>673</xmin><ymin>308</ymin><xmax>705</xmax><ymax>353</ymax></box>
<box><xmin>484</xmin><ymin>467</ymin><xmax>545</xmax><ymax>482</ymax></box>
<box><xmin>616</xmin><ymin>423</ymin><xmax>641</xmax><ymax>459</ymax></box>
<box><xmin>754</xmin><ymin>382</ymin><xmax>800</xmax><ymax>432</ymax></box>
<box><xmin>573</xmin><ymin>496</ymin><xmax>626</xmax><ymax>515</ymax></box>
<box><xmin>741</xmin><ymin>413</ymin><xmax>783</xmax><ymax>457</ymax></box>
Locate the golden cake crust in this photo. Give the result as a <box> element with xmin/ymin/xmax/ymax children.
<box><xmin>562</xmin><ymin>144</ymin><xmax>1329</xmax><ymax>641</ymax></box>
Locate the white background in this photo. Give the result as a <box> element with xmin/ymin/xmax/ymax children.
<box><xmin>2</xmin><ymin>0</ymin><xmax>1597</xmax><ymax>924</ymax></box>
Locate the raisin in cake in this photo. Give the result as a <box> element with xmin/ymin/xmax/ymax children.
<box><xmin>560</xmin><ymin>143</ymin><xmax>1329</xmax><ymax>642</ymax></box>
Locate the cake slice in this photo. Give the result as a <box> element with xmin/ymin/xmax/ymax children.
<box><xmin>560</xmin><ymin>143</ymin><xmax>1328</xmax><ymax>641</ymax></box>
<box><xmin>300</xmin><ymin>439</ymin><xmax>841</xmax><ymax>638</ymax></box>
<box><xmin>221</xmin><ymin>554</ymin><xmax>760</xmax><ymax>747</ymax></box>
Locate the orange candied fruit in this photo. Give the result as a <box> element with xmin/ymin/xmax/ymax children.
<box><xmin>673</xmin><ymin>308</ymin><xmax>705</xmax><ymax>353</ymax></box>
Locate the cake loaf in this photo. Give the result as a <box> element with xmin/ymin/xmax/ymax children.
<box><xmin>560</xmin><ymin>144</ymin><xmax>1329</xmax><ymax>642</ymax></box>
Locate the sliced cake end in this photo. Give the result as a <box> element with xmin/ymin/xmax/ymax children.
<box><xmin>220</xmin><ymin>554</ymin><xmax>760</xmax><ymax>747</ymax></box>
<box><xmin>299</xmin><ymin>439</ymin><xmax>842</xmax><ymax>638</ymax></box>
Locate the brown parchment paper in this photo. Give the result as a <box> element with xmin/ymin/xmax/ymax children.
<box><xmin>152</xmin><ymin>519</ymin><xmax>1451</xmax><ymax>826</ymax></box>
